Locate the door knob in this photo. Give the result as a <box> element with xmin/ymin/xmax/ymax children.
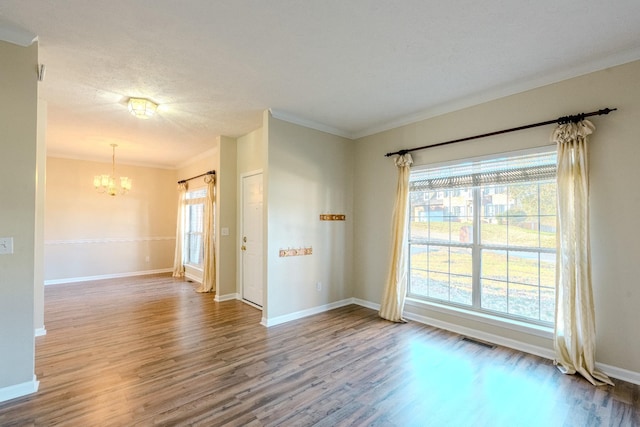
<box><xmin>241</xmin><ymin>245</ymin><xmax>246</xmax><ymax>251</ymax></box>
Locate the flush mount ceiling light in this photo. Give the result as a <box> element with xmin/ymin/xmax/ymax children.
<box><xmin>127</xmin><ymin>97</ymin><xmax>158</xmax><ymax>119</ymax></box>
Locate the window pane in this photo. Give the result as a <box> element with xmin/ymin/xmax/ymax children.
<box><xmin>428</xmin><ymin>272</ymin><xmax>450</xmax><ymax>301</ymax></box>
<box><xmin>539</xmin><ymin>182</ymin><xmax>556</xmax><ymax>215</ymax></box>
<box><xmin>409</xmin><ymin>244</ymin><xmax>429</xmax><ymax>297</ymax></box>
<box><xmin>540</xmin><ymin>252</ymin><xmax>556</xmax><ymax>289</ymax></box>
<box><xmin>450</xmin><ymin>248</ymin><xmax>472</xmax><ymax>276</ymax></box>
<box><xmin>509</xmin><ymin>183</ymin><xmax>538</xmax><ymax>216</ymax></box>
<box><xmin>481</xmin><ymin>221</ymin><xmax>507</xmax><ymax>246</ymax></box>
<box><xmin>482</xmin><ymin>250</ymin><xmax>507</xmax><ymax>281</ymax></box>
<box><xmin>540</xmin><ymin>216</ymin><xmax>556</xmax><ymax>249</ymax></box>
<box><xmin>508</xmin><ymin>283</ymin><xmax>540</xmax><ymax>319</ymax></box>
<box><xmin>481</xmin><ymin>279</ymin><xmax>507</xmax><ymax>312</ymax></box>
<box><xmin>540</xmin><ymin>287</ymin><xmax>555</xmax><ymax>323</ymax></box>
<box><xmin>450</xmin><ymin>275</ymin><xmax>472</xmax><ymax>306</ymax></box>
<box><xmin>507</xmin><ymin>251</ymin><xmax>539</xmax><ymax>286</ymax></box>
<box><xmin>186</xmin><ymin>233</ymin><xmax>202</xmax><ymax>265</ymax></box>
<box><xmin>409</xmin><ymin>217</ymin><xmax>429</xmax><ymax>240</ymax></box>
<box><xmin>428</xmin><ymin>245</ymin><xmax>449</xmax><ymax>274</ymax></box>
<box><xmin>507</xmin><ymin>218</ymin><xmax>539</xmax><ymax>247</ymax></box>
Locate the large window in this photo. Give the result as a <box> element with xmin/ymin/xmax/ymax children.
<box><xmin>184</xmin><ymin>188</ymin><xmax>207</xmax><ymax>267</ymax></box>
<box><xmin>408</xmin><ymin>149</ymin><xmax>557</xmax><ymax>326</ymax></box>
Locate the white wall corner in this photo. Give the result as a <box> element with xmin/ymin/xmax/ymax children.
<box><xmin>352</xmin><ymin>298</ymin><xmax>380</xmax><ymax>311</ymax></box>
<box><xmin>0</xmin><ymin>375</ymin><xmax>39</xmax><ymax>404</ymax></box>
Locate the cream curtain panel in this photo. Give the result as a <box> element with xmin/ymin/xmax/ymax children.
<box><xmin>197</xmin><ymin>175</ymin><xmax>216</xmax><ymax>293</ymax></box>
<box><xmin>172</xmin><ymin>182</ymin><xmax>188</xmax><ymax>278</ymax></box>
<box><xmin>553</xmin><ymin>120</ymin><xmax>612</xmax><ymax>386</ymax></box>
<box><xmin>379</xmin><ymin>153</ymin><xmax>413</xmax><ymax>322</ymax></box>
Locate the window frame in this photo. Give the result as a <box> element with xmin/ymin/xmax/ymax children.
<box><xmin>406</xmin><ymin>147</ymin><xmax>557</xmax><ymax>329</ymax></box>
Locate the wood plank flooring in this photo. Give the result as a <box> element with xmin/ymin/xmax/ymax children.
<box><xmin>0</xmin><ymin>273</ymin><xmax>638</xmax><ymax>426</ymax></box>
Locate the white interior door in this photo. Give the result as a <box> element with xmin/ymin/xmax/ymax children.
<box><xmin>241</xmin><ymin>172</ymin><xmax>263</xmax><ymax>307</ymax></box>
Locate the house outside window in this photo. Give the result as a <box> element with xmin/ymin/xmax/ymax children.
<box><xmin>184</xmin><ymin>188</ymin><xmax>207</xmax><ymax>267</ymax></box>
<box><xmin>407</xmin><ymin>149</ymin><xmax>557</xmax><ymax>326</ymax></box>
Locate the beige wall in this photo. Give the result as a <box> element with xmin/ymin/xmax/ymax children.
<box><xmin>237</xmin><ymin>127</ymin><xmax>264</xmax><ymax>174</ymax></box>
<box><xmin>354</xmin><ymin>60</ymin><xmax>640</xmax><ymax>374</ymax></box>
<box><xmin>0</xmin><ymin>41</ymin><xmax>38</xmax><ymax>394</ymax></box>
<box><xmin>45</xmin><ymin>157</ymin><xmax>177</xmax><ymax>281</ymax></box>
<box><xmin>215</xmin><ymin>136</ymin><xmax>238</xmax><ymax>297</ymax></box>
<box><xmin>265</xmin><ymin>114</ymin><xmax>354</xmax><ymax>319</ymax></box>
<box><xmin>34</xmin><ymin>100</ymin><xmax>47</xmax><ymax>334</ymax></box>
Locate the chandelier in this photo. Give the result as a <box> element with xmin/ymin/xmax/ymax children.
<box><xmin>127</xmin><ymin>97</ymin><xmax>158</xmax><ymax>119</ymax></box>
<box><xmin>93</xmin><ymin>144</ymin><xmax>132</xmax><ymax>196</ymax></box>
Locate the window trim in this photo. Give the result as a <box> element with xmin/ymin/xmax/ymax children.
<box><xmin>407</xmin><ymin>146</ymin><xmax>557</xmax><ymax>328</ymax></box>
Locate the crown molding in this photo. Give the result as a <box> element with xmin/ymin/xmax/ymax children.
<box><xmin>0</xmin><ymin>18</ymin><xmax>37</xmax><ymax>47</ymax></box>
<box><xmin>269</xmin><ymin>108</ymin><xmax>353</xmax><ymax>139</ymax></box>
<box><xmin>352</xmin><ymin>48</ymin><xmax>640</xmax><ymax>140</ymax></box>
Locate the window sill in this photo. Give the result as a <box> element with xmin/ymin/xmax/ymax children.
<box><xmin>404</xmin><ymin>297</ymin><xmax>553</xmax><ymax>340</ymax></box>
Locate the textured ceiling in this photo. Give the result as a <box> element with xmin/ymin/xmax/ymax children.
<box><xmin>1</xmin><ymin>1</ymin><xmax>640</xmax><ymax>168</ymax></box>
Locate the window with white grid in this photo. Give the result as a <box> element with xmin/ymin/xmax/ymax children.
<box><xmin>408</xmin><ymin>148</ymin><xmax>557</xmax><ymax>325</ymax></box>
<box><xmin>184</xmin><ymin>188</ymin><xmax>207</xmax><ymax>267</ymax></box>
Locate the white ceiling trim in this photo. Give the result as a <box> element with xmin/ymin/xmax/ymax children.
<box><xmin>269</xmin><ymin>109</ymin><xmax>354</xmax><ymax>140</ymax></box>
<box><xmin>46</xmin><ymin>152</ymin><xmax>178</xmax><ymax>170</ymax></box>
<box><xmin>0</xmin><ymin>17</ymin><xmax>37</xmax><ymax>46</ymax></box>
<box><xmin>352</xmin><ymin>48</ymin><xmax>640</xmax><ymax>140</ymax></box>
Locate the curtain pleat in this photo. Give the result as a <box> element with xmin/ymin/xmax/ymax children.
<box><xmin>197</xmin><ymin>175</ymin><xmax>216</xmax><ymax>293</ymax></box>
<box><xmin>553</xmin><ymin>120</ymin><xmax>612</xmax><ymax>386</ymax></box>
<box><xmin>172</xmin><ymin>182</ymin><xmax>188</xmax><ymax>277</ymax></box>
<box><xmin>379</xmin><ymin>153</ymin><xmax>413</xmax><ymax>322</ymax></box>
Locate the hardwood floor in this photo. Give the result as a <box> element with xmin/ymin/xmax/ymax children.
<box><xmin>0</xmin><ymin>274</ymin><xmax>638</xmax><ymax>426</ymax></box>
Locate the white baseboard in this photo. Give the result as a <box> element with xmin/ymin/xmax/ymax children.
<box><xmin>44</xmin><ymin>268</ymin><xmax>173</xmax><ymax>285</ymax></box>
<box><xmin>214</xmin><ymin>293</ymin><xmax>239</xmax><ymax>302</ymax></box>
<box><xmin>0</xmin><ymin>375</ymin><xmax>39</xmax><ymax>404</ymax></box>
<box><xmin>35</xmin><ymin>327</ymin><xmax>47</xmax><ymax>337</ymax></box>
<box><xmin>353</xmin><ymin>298</ymin><xmax>380</xmax><ymax>311</ymax></box>
<box><xmin>351</xmin><ymin>298</ymin><xmax>640</xmax><ymax>386</ymax></box>
<box><xmin>596</xmin><ymin>362</ymin><xmax>640</xmax><ymax>386</ymax></box>
<box><xmin>402</xmin><ymin>309</ymin><xmax>555</xmax><ymax>360</ymax></box>
<box><xmin>262</xmin><ymin>298</ymin><xmax>354</xmax><ymax>327</ymax></box>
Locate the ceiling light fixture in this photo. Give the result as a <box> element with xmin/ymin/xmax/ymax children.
<box><xmin>127</xmin><ymin>97</ymin><xmax>158</xmax><ymax>119</ymax></box>
<box><xmin>93</xmin><ymin>144</ymin><xmax>131</xmax><ymax>196</ymax></box>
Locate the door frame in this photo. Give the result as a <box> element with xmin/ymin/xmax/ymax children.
<box><xmin>239</xmin><ymin>169</ymin><xmax>264</xmax><ymax>309</ymax></box>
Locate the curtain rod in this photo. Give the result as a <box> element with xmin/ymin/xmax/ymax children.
<box><xmin>384</xmin><ymin>107</ymin><xmax>617</xmax><ymax>157</ymax></box>
<box><xmin>177</xmin><ymin>170</ymin><xmax>215</xmax><ymax>184</ymax></box>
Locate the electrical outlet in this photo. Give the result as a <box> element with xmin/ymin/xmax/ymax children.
<box><xmin>316</xmin><ymin>282</ymin><xmax>322</xmax><ymax>292</ymax></box>
<box><xmin>221</xmin><ymin>227</ymin><xmax>229</xmax><ymax>236</ymax></box>
<box><xmin>145</xmin><ymin>255</ymin><xmax>150</xmax><ymax>262</ymax></box>
<box><xmin>0</xmin><ymin>237</ymin><xmax>14</xmax><ymax>255</ymax></box>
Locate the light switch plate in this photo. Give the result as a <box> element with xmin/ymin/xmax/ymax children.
<box><xmin>0</xmin><ymin>237</ymin><xmax>14</xmax><ymax>255</ymax></box>
<box><xmin>221</xmin><ymin>227</ymin><xmax>229</xmax><ymax>236</ymax></box>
